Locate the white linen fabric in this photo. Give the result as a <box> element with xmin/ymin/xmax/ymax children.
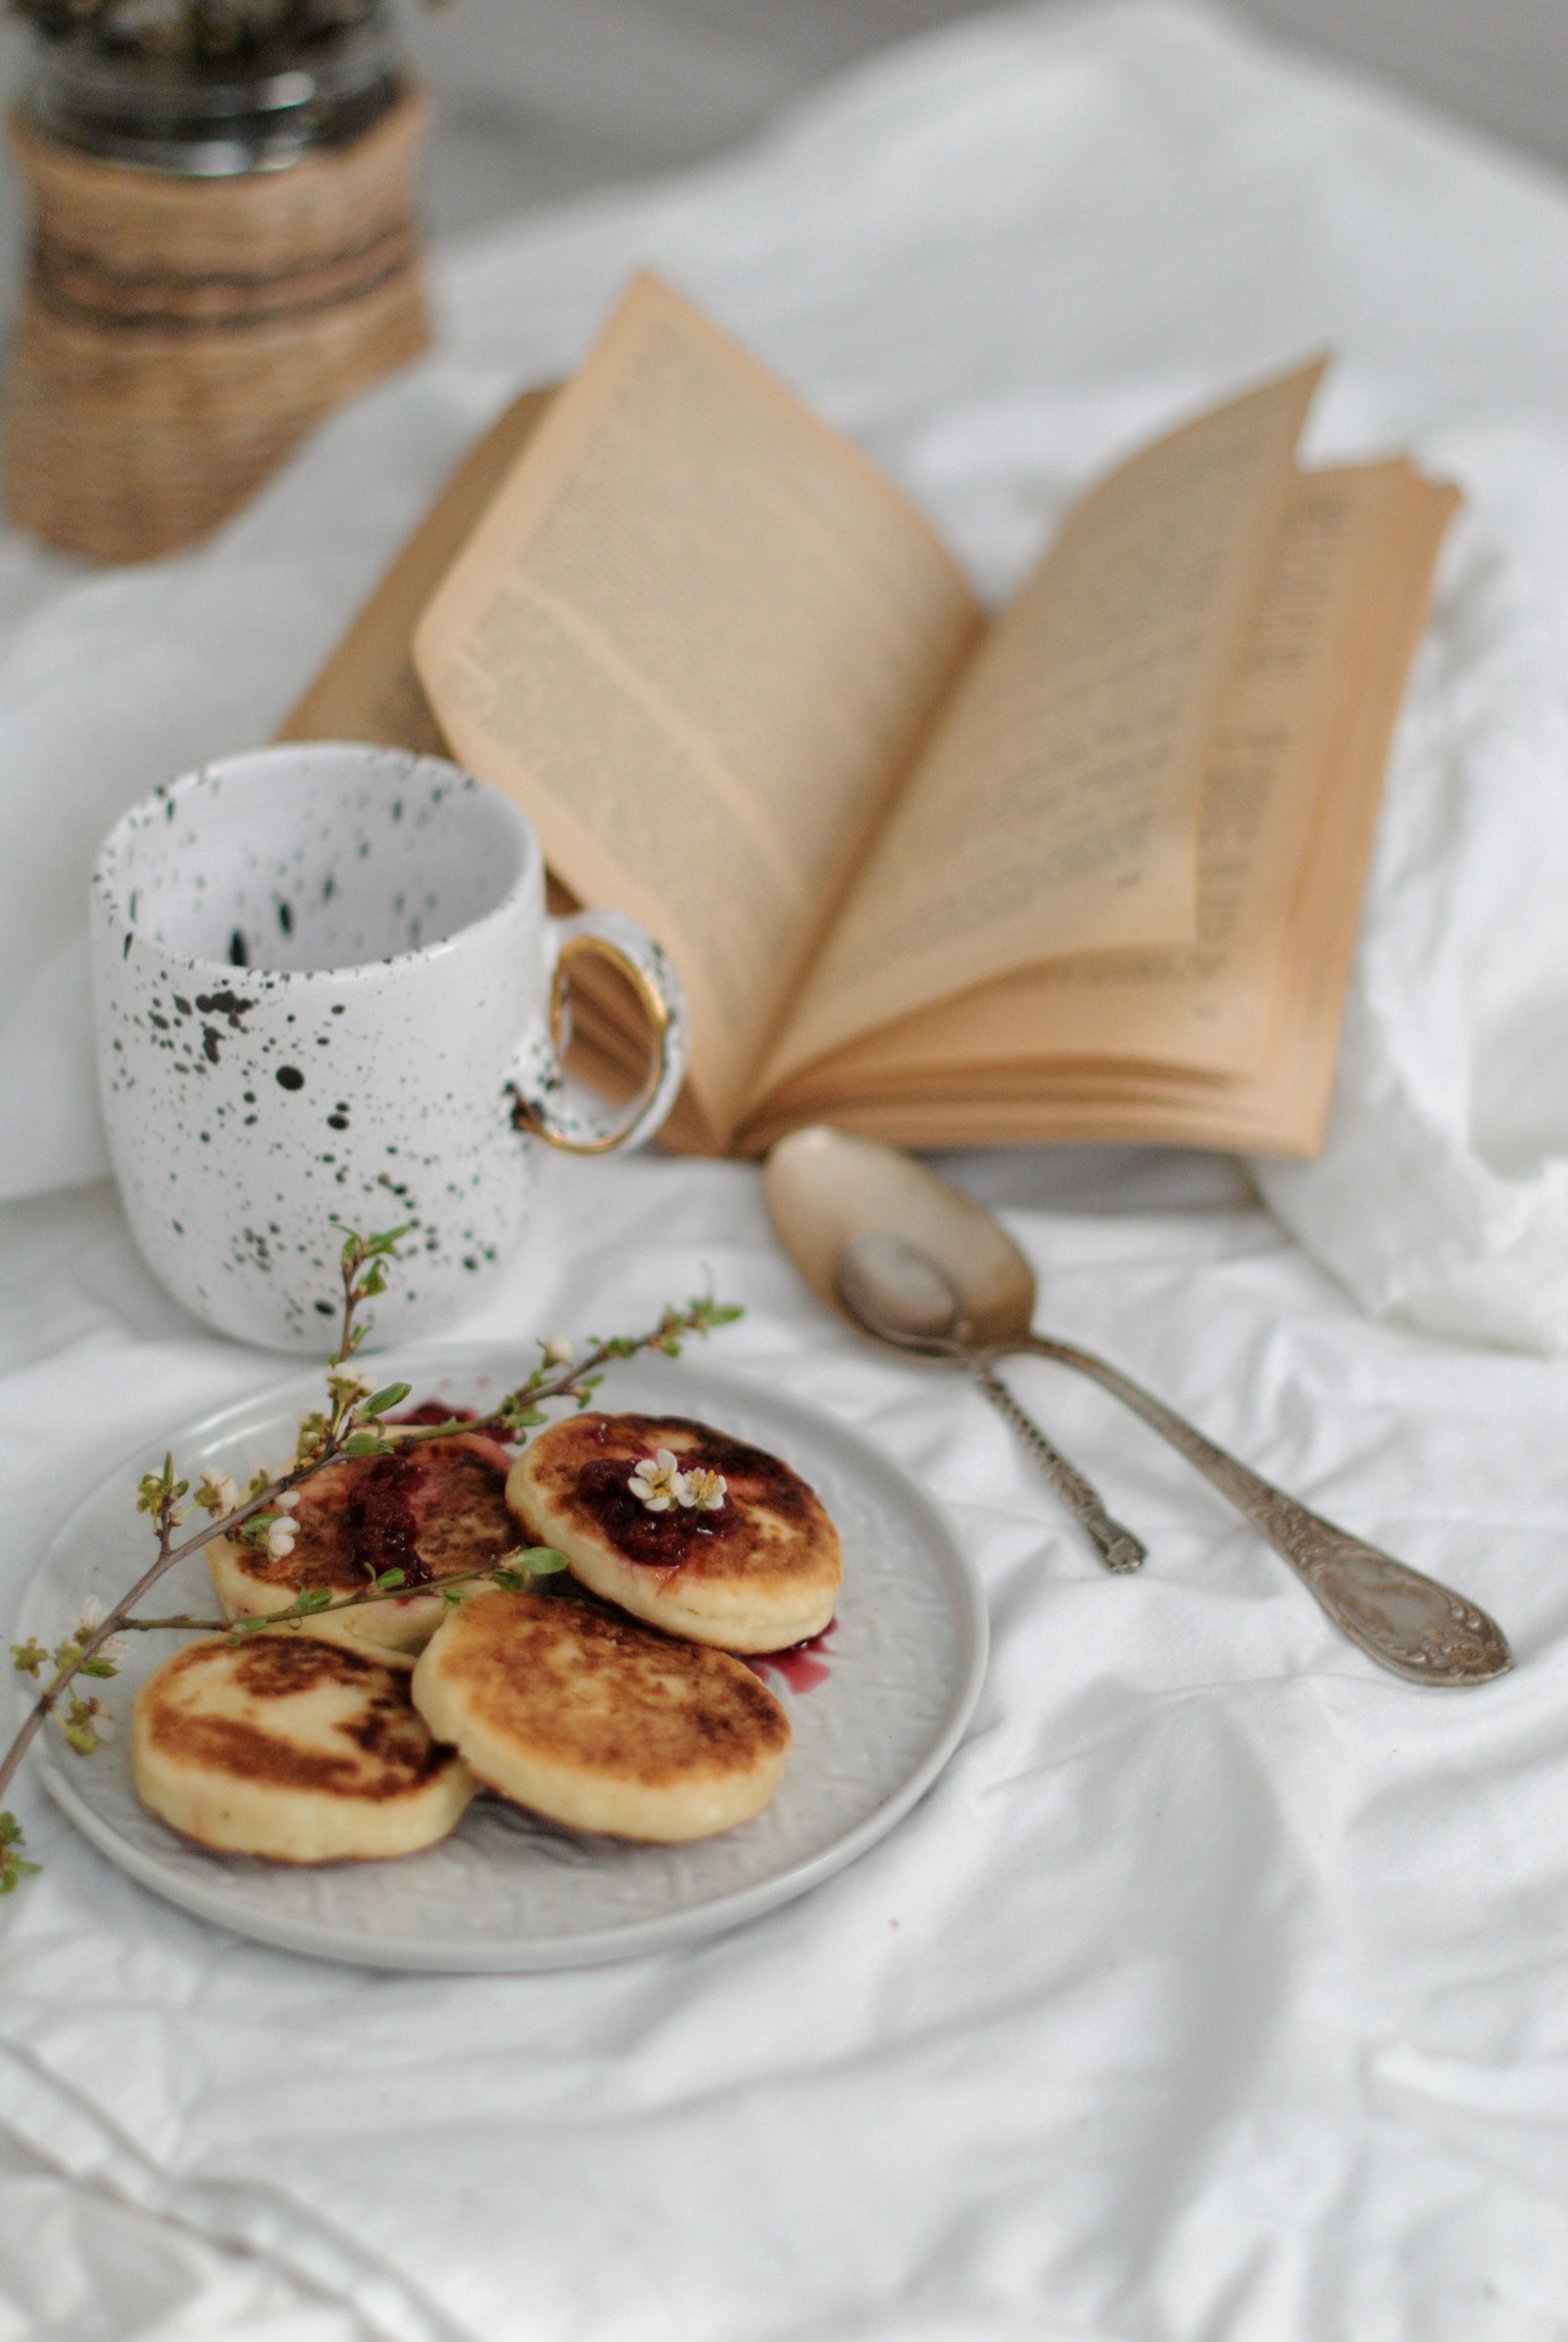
<box><xmin>0</xmin><ymin>9</ymin><xmax>1565</xmax><ymax>2340</ymax></box>
<box><xmin>0</xmin><ymin>2</ymin><xmax>1565</xmax><ymax>1342</ymax></box>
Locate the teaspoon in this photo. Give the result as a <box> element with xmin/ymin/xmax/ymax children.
<box><xmin>836</xmin><ymin>1231</ymin><xmax>1146</xmax><ymax>1575</ymax></box>
<box><xmin>765</xmin><ymin>1126</ymin><xmax>1512</xmax><ymax>1686</ymax></box>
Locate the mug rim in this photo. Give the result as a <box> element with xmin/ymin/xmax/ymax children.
<box><xmin>91</xmin><ymin>742</ymin><xmax>542</xmax><ymax>985</ymax></box>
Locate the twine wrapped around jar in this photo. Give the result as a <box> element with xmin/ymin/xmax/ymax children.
<box><xmin>2</xmin><ymin>81</ymin><xmax>431</xmax><ymax>563</ymax></box>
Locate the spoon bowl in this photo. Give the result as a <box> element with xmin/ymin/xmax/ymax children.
<box><xmin>834</xmin><ymin>1232</ymin><xmax>971</xmax><ymax>1351</ymax></box>
<box><xmin>766</xmin><ymin>1125</ymin><xmax>1037</xmax><ymax>1351</ymax></box>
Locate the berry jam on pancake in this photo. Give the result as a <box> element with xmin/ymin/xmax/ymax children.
<box><xmin>207</xmin><ymin>1430</ymin><xmax>519</xmax><ymax>1655</ymax></box>
<box><xmin>507</xmin><ymin>1413</ymin><xmax>841</xmax><ymax>1653</ymax></box>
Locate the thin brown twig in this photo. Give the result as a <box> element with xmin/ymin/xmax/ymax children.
<box><xmin>122</xmin><ymin>1546</ymin><xmax>566</xmax><ymax>1636</ymax></box>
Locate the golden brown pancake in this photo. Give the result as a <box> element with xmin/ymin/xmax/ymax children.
<box><xmin>131</xmin><ymin>1630</ymin><xmax>476</xmax><ymax>1863</ymax></box>
<box><xmin>506</xmin><ymin>1413</ymin><xmax>841</xmax><ymax>1653</ymax></box>
<box><xmin>411</xmin><ymin>1585</ymin><xmax>790</xmax><ymax>1841</ymax></box>
<box><xmin>207</xmin><ymin>1431</ymin><xmax>520</xmax><ymax>1654</ymax></box>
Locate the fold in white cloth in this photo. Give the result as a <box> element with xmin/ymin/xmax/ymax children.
<box><xmin>0</xmin><ymin>2</ymin><xmax>1565</xmax><ymax>1344</ymax></box>
<box><xmin>0</xmin><ymin>12</ymin><xmax>1565</xmax><ymax>2342</ymax></box>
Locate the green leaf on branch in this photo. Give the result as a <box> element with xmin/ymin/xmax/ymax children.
<box><xmin>375</xmin><ymin>1568</ymin><xmax>406</xmax><ymax>1590</ymax></box>
<box><xmin>691</xmin><ymin>1299</ymin><xmax>744</xmax><ymax>1328</ymax></box>
<box><xmin>364</xmin><ymin>1383</ymin><xmax>413</xmax><ymax>1416</ymax></box>
<box><xmin>293</xmin><ymin>1414</ymin><xmax>328</xmax><ymax>1464</ymax></box>
<box><xmin>491</xmin><ymin>1552</ymin><xmax>568</xmax><ymax>1592</ymax></box>
<box><xmin>57</xmin><ymin>1692</ymin><xmax>110</xmax><ymax>1758</ymax></box>
<box><xmin>0</xmin><ymin>1812</ymin><xmax>38</xmax><ymax>1895</ymax></box>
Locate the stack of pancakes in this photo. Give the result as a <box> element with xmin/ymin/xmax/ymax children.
<box><xmin>133</xmin><ymin>1408</ymin><xmax>841</xmax><ymax>1864</ymax></box>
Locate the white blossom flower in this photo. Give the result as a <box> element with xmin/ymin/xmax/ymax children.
<box><xmin>543</xmin><ymin>1334</ymin><xmax>575</xmax><ymax>1367</ymax></box>
<box><xmin>679</xmin><ymin>1466</ymin><xmax>727</xmax><ymax>1513</ymax></box>
<box><xmin>628</xmin><ymin>1449</ymin><xmax>686</xmax><ymax>1512</ymax></box>
<box><xmin>68</xmin><ymin>1597</ymin><xmax>125</xmax><ymax>1660</ymax></box>
<box><xmin>268</xmin><ymin>1518</ymin><xmax>299</xmax><ymax>1561</ymax></box>
<box><xmin>275</xmin><ymin>1490</ymin><xmax>301</xmax><ymax>1513</ymax></box>
<box><xmin>208</xmin><ymin>1470</ymin><xmax>241</xmax><ymax>1513</ymax></box>
<box><xmin>90</xmin><ymin>1702</ymin><xmax>116</xmax><ymax>1744</ymax></box>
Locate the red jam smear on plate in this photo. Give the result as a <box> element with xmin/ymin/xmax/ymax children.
<box><xmin>743</xmin><ymin>1620</ymin><xmax>837</xmax><ymax>1694</ymax></box>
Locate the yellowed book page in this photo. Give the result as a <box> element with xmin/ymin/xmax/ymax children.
<box><xmin>1234</xmin><ymin>465</ymin><xmax>1460</xmax><ymax>1151</ymax></box>
<box><xmin>742</xmin><ymin>468</ymin><xmax>1457</xmax><ymax>1161</ymax></box>
<box><xmin>1080</xmin><ymin>465</ymin><xmax>1459</xmax><ymax>1157</ymax></box>
<box><xmin>415</xmin><ymin>271</ymin><xmax>981</xmax><ymax>1147</ymax></box>
<box><xmin>735</xmin><ymin>1083</ymin><xmax>1240</xmax><ymax>1158</ymax></box>
<box><xmin>737</xmin><ymin>1058</ymin><xmax>1296</xmax><ymax>1157</ymax></box>
<box><xmin>761</xmin><ymin>361</ymin><xmax>1324</xmax><ymax>1088</ymax></box>
<box><xmin>278</xmin><ymin>388</ymin><xmax>558</xmax><ymax>754</ymax></box>
<box><xmin>770</xmin><ymin>460</ymin><xmax>1406</xmax><ymax>1112</ymax></box>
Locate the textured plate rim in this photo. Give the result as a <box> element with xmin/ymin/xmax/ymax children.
<box><xmin>18</xmin><ymin>1346</ymin><xmax>989</xmax><ymax>1972</ymax></box>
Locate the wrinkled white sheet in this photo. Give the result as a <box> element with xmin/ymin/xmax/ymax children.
<box><xmin>0</xmin><ymin>2</ymin><xmax>1565</xmax><ymax>1342</ymax></box>
<box><xmin>0</xmin><ymin>8</ymin><xmax>1566</xmax><ymax>2340</ymax></box>
<box><xmin>1</xmin><ymin>1149</ymin><xmax>1566</xmax><ymax>2342</ymax></box>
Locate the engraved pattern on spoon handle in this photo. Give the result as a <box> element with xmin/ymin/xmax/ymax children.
<box><xmin>1014</xmin><ymin>1336</ymin><xmax>1510</xmax><ymax>1683</ymax></box>
<box><xmin>967</xmin><ymin>1358</ymin><xmax>1147</xmax><ymax>1574</ymax></box>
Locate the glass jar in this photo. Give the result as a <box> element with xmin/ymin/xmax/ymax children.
<box><xmin>21</xmin><ymin>4</ymin><xmax>403</xmax><ymax>176</ymax></box>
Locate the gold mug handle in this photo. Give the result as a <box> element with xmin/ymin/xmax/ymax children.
<box><xmin>509</xmin><ymin>911</ymin><xmax>688</xmax><ymax>1156</ymax></box>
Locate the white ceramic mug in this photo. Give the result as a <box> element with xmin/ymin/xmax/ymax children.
<box><xmin>89</xmin><ymin>743</ymin><xmax>688</xmax><ymax>1350</ymax></box>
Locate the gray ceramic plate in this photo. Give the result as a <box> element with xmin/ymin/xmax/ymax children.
<box><xmin>17</xmin><ymin>1346</ymin><xmax>988</xmax><ymax>1971</ymax></box>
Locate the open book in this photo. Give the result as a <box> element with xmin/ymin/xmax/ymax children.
<box><xmin>280</xmin><ymin>273</ymin><xmax>1457</xmax><ymax>1157</ymax></box>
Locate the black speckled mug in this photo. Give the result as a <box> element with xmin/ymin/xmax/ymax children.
<box><xmin>89</xmin><ymin>743</ymin><xmax>688</xmax><ymax>1350</ymax></box>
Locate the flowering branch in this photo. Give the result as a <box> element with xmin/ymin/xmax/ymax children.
<box><xmin>0</xmin><ymin>1225</ymin><xmax>743</xmax><ymax>1894</ymax></box>
<box><xmin>121</xmin><ymin>1549</ymin><xmax>570</xmax><ymax>1638</ymax></box>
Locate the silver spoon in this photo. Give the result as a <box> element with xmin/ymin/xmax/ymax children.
<box><xmin>765</xmin><ymin>1126</ymin><xmax>1512</xmax><ymax>1686</ymax></box>
<box><xmin>837</xmin><ymin>1229</ymin><xmax>1146</xmax><ymax>1575</ymax></box>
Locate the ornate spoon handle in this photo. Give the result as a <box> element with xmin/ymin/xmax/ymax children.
<box><xmin>967</xmin><ymin>1356</ymin><xmax>1147</xmax><ymax>1575</ymax></box>
<box><xmin>1014</xmin><ymin>1335</ymin><xmax>1510</xmax><ymax>1683</ymax></box>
